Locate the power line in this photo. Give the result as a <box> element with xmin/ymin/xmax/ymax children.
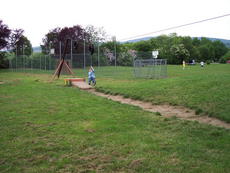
<box><xmin>120</xmin><ymin>13</ymin><xmax>230</xmax><ymax>41</ymax></box>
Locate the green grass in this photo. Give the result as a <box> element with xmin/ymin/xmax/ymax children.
<box><xmin>0</xmin><ymin>71</ymin><xmax>230</xmax><ymax>172</ymax></box>
<box><xmin>95</xmin><ymin>64</ymin><xmax>230</xmax><ymax>123</ymax></box>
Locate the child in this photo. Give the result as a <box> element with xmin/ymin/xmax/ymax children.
<box><xmin>200</xmin><ymin>61</ymin><xmax>204</xmax><ymax>67</ymax></box>
<box><xmin>182</xmin><ymin>60</ymin><xmax>186</xmax><ymax>70</ymax></box>
<box><xmin>88</xmin><ymin>66</ymin><xmax>96</xmax><ymax>85</ymax></box>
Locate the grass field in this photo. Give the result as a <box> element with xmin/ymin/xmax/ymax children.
<box><xmin>94</xmin><ymin>64</ymin><xmax>230</xmax><ymax>123</ymax></box>
<box><xmin>0</xmin><ymin>65</ymin><xmax>230</xmax><ymax>172</ymax></box>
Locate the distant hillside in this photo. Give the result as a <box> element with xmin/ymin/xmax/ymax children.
<box><xmin>124</xmin><ymin>37</ymin><xmax>230</xmax><ymax>48</ymax></box>
<box><xmin>33</xmin><ymin>46</ymin><xmax>42</xmax><ymax>53</ymax></box>
<box><xmin>204</xmin><ymin>38</ymin><xmax>230</xmax><ymax>48</ymax></box>
<box><xmin>124</xmin><ymin>37</ymin><xmax>153</xmax><ymax>43</ymax></box>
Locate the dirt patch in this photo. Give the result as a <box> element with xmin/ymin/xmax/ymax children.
<box><xmin>87</xmin><ymin>89</ymin><xmax>230</xmax><ymax>129</ymax></box>
<box><xmin>129</xmin><ymin>158</ymin><xmax>145</xmax><ymax>169</ymax></box>
<box><xmin>72</xmin><ymin>81</ymin><xmax>92</xmax><ymax>90</ymax></box>
<box><xmin>85</xmin><ymin>129</ymin><xmax>96</xmax><ymax>133</ymax></box>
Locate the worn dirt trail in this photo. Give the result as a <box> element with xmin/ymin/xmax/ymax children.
<box><xmin>87</xmin><ymin>89</ymin><xmax>230</xmax><ymax>129</ymax></box>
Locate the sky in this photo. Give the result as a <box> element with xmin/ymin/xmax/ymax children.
<box><xmin>1</xmin><ymin>0</ymin><xmax>230</xmax><ymax>46</ymax></box>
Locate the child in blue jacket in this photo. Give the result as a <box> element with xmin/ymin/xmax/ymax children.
<box><xmin>88</xmin><ymin>66</ymin><xmax>96</xmax><ymax>85</ymax></box>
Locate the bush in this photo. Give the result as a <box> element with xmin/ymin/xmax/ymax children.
<box><xmin>0</xmin><ymin>52</ymin><xmax>9</xmax><ymax>68</ymax></box>
<box><xmin>206</xmin><ymin>60</ymin><xmax>211</xmax><ymax>65</ymax></box>
<box><xmin>219</xmin><ymin>50</ymin><xmax>230</xmax><ymax>63</ymax></box>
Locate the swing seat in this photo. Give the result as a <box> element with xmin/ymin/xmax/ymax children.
<box><xmin>64</xmin><ymin>78</ymin><xmax>85</xmax><ymax>86</ymax></box>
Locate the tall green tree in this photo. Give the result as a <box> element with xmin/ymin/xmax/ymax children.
<box><xmin>170</xmin><ymin>44</ymin><xmax>190</xmax><ymax>64</ymax></box>
<box><xmin>12</xmin><ymin>35</ymin><xmax>33</xmax><ymax>56</ymax></box>
<box><xmin>212</xmin><ymin>40</ymin><xmax>228</xmax><ymax>61</ymax></box>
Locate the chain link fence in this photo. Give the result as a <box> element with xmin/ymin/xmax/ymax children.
<box><xmin>8</xmin><ymin>51</ymin><xmax>167</xmax><ymax>79</ymax></box>
<box><xmin>134</xmin><ymin>59</ymin><xmax>167</xmax><ymax>79</ymax></box>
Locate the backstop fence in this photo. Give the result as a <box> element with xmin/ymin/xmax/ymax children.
<box><xmin>134</xmin><ymin>59</ymin><xmax>167</xmax><ymax>79</ymax></box>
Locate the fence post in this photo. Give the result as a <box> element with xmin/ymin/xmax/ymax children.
<box><xmin>16</xmin><ymin>50</ymin><xmax>17</xmax><ymax>71</ymax></box>
<box><xmin>23</xmin><ymin>44</ymin><xmax>25</xmax><ymax>73</ymax></box>
<box><xmin>40</xmin><ymin>56</ymin><xmax>41</xmax><ymax>71</ymax></box>
<box><xmin>98</xmin><ymin>43</ymin><xmax>100</xmax><ymax>68</ymax></box>
<box><xmin>71</xmin><ymin>39</ymin><xmax>73</xmax><ymax>68</ymax></box>
<box><xmin>30</xmin><ymin>58</ymin><xmax>32</xmax><ymax>72</ymax></box>
<box><xmin>84</xmin><ymin>38</ymin><xmax>86</xmax><ymax>70</ymax></box>
<box><xmin>45</xmin><ymin>55</ymin><xmax>46</xmax><ymax>71</ymax></box>
<box><xmin>9</xmin><ymin>59</ymin><xmax>12</xmax><ymax>72</ymax></box>
<box><xmin>59</xmin><ymin>41</ymin><xmax>61</xmax><ymax>60</ymax></box>
<box><xmin>49</xmin><ymin>56</ymin><xmax>51</xmax><ymax>72</ymax></box>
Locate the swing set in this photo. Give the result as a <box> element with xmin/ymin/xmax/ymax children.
<box><xmin>52</xmin><ymin>39</ymin><xmax>94</xmax><ymax>89</ymax></box>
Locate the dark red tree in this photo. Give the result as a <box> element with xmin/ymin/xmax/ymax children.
<box><xmin>0</xmin><ymin>20</ymin><xmax>11</xmax><ymax>50</ymax></box>
<box><xmin>41</xmin><ymin>25</ymin><xmax>92</xmax><ymax>55</ymax></box>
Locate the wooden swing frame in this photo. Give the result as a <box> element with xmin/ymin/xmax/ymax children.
<box><xmin>52</xmin><ymin>39</ymin><xmax>74</xmax><ymax>80</ymax></box>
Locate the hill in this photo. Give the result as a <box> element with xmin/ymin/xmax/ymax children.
<box><xmin>32</xmin><ymin>46</ymin><xmax>42</xmax><ymax>53</ymax></box>
<box><xmin>124</xmin><ymin>36</ymin><xmax>230</xmax><ymax>47</ymax></box>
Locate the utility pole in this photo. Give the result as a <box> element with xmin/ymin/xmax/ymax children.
<box><xmin>83</xmin><ymin>37</ymin><xmax>86</xmax><ymax>70</ymax></box>
<box><xmin>112</xmin><ymin>36</ymin><xmax>116</xmax><ymax>67</ymax></box>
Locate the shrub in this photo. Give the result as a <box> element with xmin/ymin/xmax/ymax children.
<box><xmin>219</xmin><ymin>50</ymin><xmax>230</xmax><ymax>63</ymax></box>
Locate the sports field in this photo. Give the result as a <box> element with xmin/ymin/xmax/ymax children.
<box><xmin>0</xmin><ymin>64</ymin><xmax>229</xmax><ymax>172</ymax></box>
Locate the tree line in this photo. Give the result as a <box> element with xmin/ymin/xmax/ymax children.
<box><xmin>100</xmin><ymin>33</ymin><xmax>230</xmax><ymax>65</ymax></box>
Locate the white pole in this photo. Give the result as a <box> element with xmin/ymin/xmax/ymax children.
<box><xmin>98</xmin><ymin>42</ymin><xmax>100</xmax><ymax>68</ymax></box>
<box><xmin>84</xmin><ymin>38</ymin><xmax>86</xmax><ymax>69</ymax></box>
<box><xmin>112</xmin><ymin>36</ymin><xmax>116</xmax><ymax>67</ymax></box>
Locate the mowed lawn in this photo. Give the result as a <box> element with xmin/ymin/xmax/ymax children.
<box><xmin>95</xmin><ymin>64</ymin><xmax>230</xmax><ymax>123</ymax></box>
<box><xmin>0</xmin><ymin>71</ymin><xmax>230</xmax><ymax>172</ymax></box>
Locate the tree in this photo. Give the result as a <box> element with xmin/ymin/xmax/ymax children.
<box><xmin>117</xmin><ymin>49</ymin><xmax>136</xmax><ymax>66</ymax></box>
<box><xmin>219</xmin><ymin>50</ymin><xmax>230</xmax><ymax>63</ymax></box>
<box><xmin>170</xmin><ymin>44</ymin><xmax>190</xmax><ymax>64</ymax></box>
<box><xmin>10</xmin><ymin>29</ymin><xmax>24</xmax><ymax>48</ymax></box>
<box><xmin>192</xmin><ymin>37</ymin><xmax>201</xmax><ymax>47</ymax></box>
<box><xmin>41</xmin><ymin>25</ymin><xmax>99</xmax><ymax>55</ymax></box>
<box><xmin>85</xmin><ymin>25</ymin><xmax>107</xmax><ymax>43</ymax></box>
<box><xmin>212</xmin><ymin>40</ymin><xmax>228</xmax><ymax>62</ymax></box>
<box><xmin>14</xmin><ymin>35</ymin><xmax>33</xmax><ymax>56</ymax></box>
<box><xmin>133</xmin><ymin>40</ymin><xmax>152</xmax><ymax>52</ymax></box>
<box><xmin>0</xmin><ymin>20</ymin><xmax>11</xmax><ymax>50</ymax></box>
<box><xmin>198</xmin><ymin>45</ymin><xmax>210</xmax><ymax>61</ymax></box>
<box><xmin>0</xmin><ymin>20</ymin><xmax>32</xmax><ymax>68</ymax></box>
<box><xmin>100</xmin><ymin>41</ymin><xmax>124</xmax><ymax>65</ymax></box>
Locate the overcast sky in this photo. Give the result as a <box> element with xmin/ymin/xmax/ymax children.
<box><xmin>1</xmin><ymin>0</ymin><xmax>230</xmax><ymax>46</ymax></box>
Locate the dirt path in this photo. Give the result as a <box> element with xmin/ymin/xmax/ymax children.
<box><xmin>87</xmin><ymin>89</ymin><xmax>230</xmax><ymax>129</ymax></box>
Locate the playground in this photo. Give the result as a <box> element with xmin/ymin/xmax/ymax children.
<box><xmin>0</xmin><ymin>64</ymin><xmax>230</xmax><ymax>172</ymax></box>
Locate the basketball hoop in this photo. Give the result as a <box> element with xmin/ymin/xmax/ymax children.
<box><xmin>152</xmin><ymin>50</ymin><xmax>159</xmax><ymax>58</ymax></box>
<box><xmin>50</xmin><ymin>48</ymin><xmax>55</xmax><ymax>54</ymax></box>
